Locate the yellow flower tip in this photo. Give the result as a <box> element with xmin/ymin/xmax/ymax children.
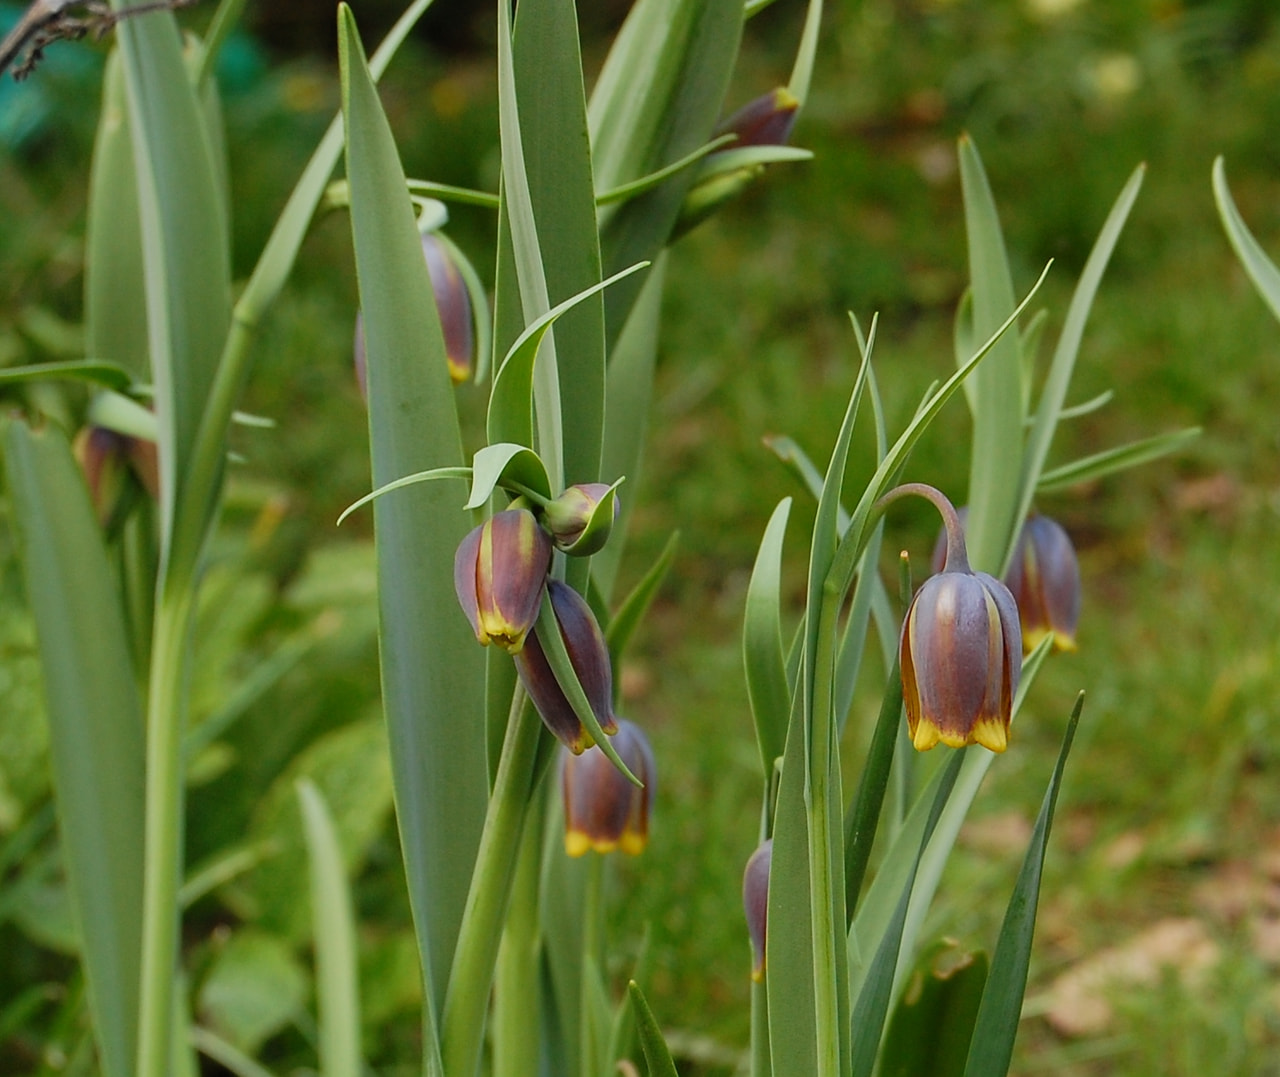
<box><xmin>564</xmin><ymin>830</ymin><xmax>592</xmax><ymax>858</ymax></box>
<box><xmin>912</xmin><ymin>719</ymin><xmax>942</xmax><ymax>752</ymax></box>
<box><xmin>750</xmin><ymin>962</ymin><xmax>765</xmax><ymax>984</ymax></box>
<box><xmin>1052</xmin><ymin>630</ymin><xmax>1078</xmax><ymax>654</ymax></box>
<box><xmin>971</xmin><ymin>717</ymin><xmax>1009</xmax><ymax>754</ymax></box>
<box><xmin>447</xmin><ymin>355</ymin><xmax>470</xmax><ymax>385</ymax></box>
<box><xmin>619</xmin><ymin>832</ymin><xmax>648</xmax><ymax>856</ymax></box>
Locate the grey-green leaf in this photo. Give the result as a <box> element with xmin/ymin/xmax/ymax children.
<box><xmin>339</xmin><ymin>4</ymin><xmax>486</xmax><ymax>1033</ymax></box>
<box><xmin>2</xmin><ymin>418</ymin><xmax>144</xmax><ymax>1077</ymax></box>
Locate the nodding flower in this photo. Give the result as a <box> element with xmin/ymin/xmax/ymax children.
<box><xmin>453</xmin><ymin>508</ymin><xmax>552</xmax><ymax>655</ymax></box>
<box><xmin>885</xmin><ymin>484</ymin><xmax>1022</xmax><ymax>753</ymax></box>
<box><xmin>1005</xmin><ymin>513</ymin><xmax>1081</xmax><ymax>654</ymax></box>
<box><xmin>514</xmin><ymin>579</ymin><xmax>619</xmax><ymax>754</ymax></box>
<box><xmin>562</xmin><ymin>718</ymin><xmax>655</xmax><ymax>856</ymax></box>
<box><xmin>354</xmin><ymin>232</ymin><xmax>474</xmax><ymax>396</ymax></box>
<box><xmin>743</xmin><ymin>839</ymin><xmax>772</xmax><ymax>983</ymax></box>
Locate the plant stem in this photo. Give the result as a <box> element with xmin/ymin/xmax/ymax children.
<box><xmin>578</xmin><ymin>854</ymin><xmax>605</xmax><ymax>1077</ymax></box>
<box><xmin>492</xmin><ymin>789</ymin><xmax>546</xmax><ymax>1077</ymax></box>
<box><xmin>441</xmin><ymin>693</ymin><xmax>547</xmax><ymax>1077</ymax></box>
<box><xmin>135</xmin><ymin>585</ymin><xmax>196</xmax><ymax>1077</ymax></box>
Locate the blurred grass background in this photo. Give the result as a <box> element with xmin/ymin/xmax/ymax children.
<box><xmin>4</xmin><ymin>0</ymin><xmax>1280</xmax><ymax>1073</ymax></box>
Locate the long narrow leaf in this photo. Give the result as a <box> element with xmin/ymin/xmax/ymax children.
<box><xmin>744</xmin><ymin>498</ymin><xmax>794</xmax><ymax>779</ymax></box>
<box><xmin>338</xmin><ymin>7</ymin><xmax>486</xmax><ymax>1043</ymax></box>
<box><xmin>1213</xmin><ymin>156</ymin><xmax>1280</xmax><ymax>322</ymax></box>
<box><xmin>1036</xmin><ymin>427</ymin><xmax>1201</xmax><ymax>492</ymax></box>
<box><xmin>627</xmin><ymin>982</ymin><xmax>679</xmax><ymax>1077</ymax></box>
<box><xmin>962</xmin><ymin>695</ymin><xmax>1084</xmax><ymax>1077</ymax></box>
<box><xmin>850</xmin><ymin>751</ymin><xmax>964</xmax><ymax>1077</ymax></box>
<box><xmin>511</xmin><ymin>0</ymin><xmax>606</xmax><ymax>489</ymax></box>
<box><xmin>2</xmin><ymin>418</ymin><xmax>144</xmax><ymax>1077</ymax></box>
<box><xmin>958</xmin><ymin>136</ymin><xmax>1023</xmax><ymax>575</ymax></box>
<box><xmin>297</xmin><ymin>781</ymin><xmax>363</xmax><ymax>1077</ymax></box>
<box><xmin>113</xmin><ymin>1</ymin><xmax>231</xmax><ymax>556</ymax></box>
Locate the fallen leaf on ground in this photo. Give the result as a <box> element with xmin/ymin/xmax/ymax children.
<box><xmin>1044</xmin><ymin>918</ymin><xmax>1219</xmax><ymax>1037</ymax></box>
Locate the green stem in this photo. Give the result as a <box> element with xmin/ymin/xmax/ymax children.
<box><xmin>442</xmin><ymin>693</ymin><xmax>547</xmax><ymax>1077</ymax></box>
<box><xmin>578</xmin><ymin>855</ymin><xmax>605</xmax><ymax>1077</ymax></box>
<box><xmin>135</xmin><ymin>584</ymin><xmax>196</xmax><ymax>1077</ymax></box>
<box><xmin>809</xmin><ymin>589</ymin><xmax>844</xmax><ymax>1077</ymax></box>
<box><xmin>491</xmin><ymin>789</ymin><xmax>546</xmax><ymax>1077</ymax></box>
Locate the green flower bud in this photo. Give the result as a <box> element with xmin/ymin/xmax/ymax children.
<box><xmin>542</xmin><ymin>483</ymin><xmax>619</xmax><ymax>556</ymax></box>
<box><xmin>514</xmin><ymin>580</ymin><xmax>619</xmax><ymax>753</ymax></box>
<box><xmin>453</xmin><ymin>509</ymin><xmax>552</xmax><ymax>654</ymax></box>
<box><xmin>743</xmin><ymin>839</ymin><xmax>772</xmax><ymax>983</ymax></box>
<box><xmin>561</xmin><ymin>718</ymin><xmax>654</xmax><ymax>856</ymax></box>
<box><xmin>1005</xmin><ymin>513</ymin><xmax>1081</xmax><ymax>654</ymax></box>
<box><xmin>354</xmin><ymin>232</ymin><xmax>475</xmax><ymax>397</ymax></box>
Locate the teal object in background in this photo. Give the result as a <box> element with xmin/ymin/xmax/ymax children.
<box><xmin>0</xmin><ymin>4</ymin><xmax>265</xmax><ymax>152</ymax></box>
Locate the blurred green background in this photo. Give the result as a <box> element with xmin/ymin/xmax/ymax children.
<box><xmin>4</xmin><ymin>0</ymin><xmax>1280</xmax><ymax>1073</ymax></box>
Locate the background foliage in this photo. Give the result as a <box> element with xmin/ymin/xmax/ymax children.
<box><xmin>2</xmin><ymin>0</ymin><xmax>1280</xmax><ymax>1073</ymax></box>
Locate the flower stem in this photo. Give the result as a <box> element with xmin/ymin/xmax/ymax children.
<box><xmin>135</xmin><ymin>585</ymin><xmax>195</xmax><ymax>1077</ymax></box>
<box><xmin>874</xmin><ymin>482</ymin><xmax>969</xmax><ymax>573</ymax></box>
<box><xmin>441</xmin><ymin>690</ymin><xmax>548</xmax><ymax>1077</ymax></box>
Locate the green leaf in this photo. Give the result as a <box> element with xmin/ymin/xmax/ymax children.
<box><xmin>595</xmin><ymin>136</ymin><xmax>735</xmax><ymax>206</ymax></box>
<box><xmin>880</xmin><ymin>941</ymin><xmax>988</xmax><ymax>1077</ymax></box>
<box><xmin>1015</xmin><ymin>165</ymin><xmax>1144</xmax><ymax>559</ymax></box>
<box><xmin>1</xmin><ymin>417</ymin><xmax>144</xmax><ymax>1077</ymax></box>
<box><xmin>958</xmin><ymin>135</ymin><xmax>1024</xmax><ymax>576</ymax></box>
<box><xmin>962</xmin><ymin>694</ymin><xmax>1084</xmax><ymax>1077</ymax></box>
<box><xmin>850</xmin><ymin>753</ymin><xmax>965</xmax><ymax>1077</ymax></box>
<box><xmin>627</xmin><ymin>982</ymin><xmax>679</xmax><ymax>1077</ymax></box>
<box><xmin>1036</xmin><ymin>427</ymin><xmax>1201</xmax><ymax>492</ymax></box>
<box><xmin>113</xmin><ymin>3</ymin><xmax>231</xmax><ymax>556</ymax></box>
<box><xmin>594</xmin><ymin>252</ymin><xmax>667</xmax><ymax>600</ymax></box>
<box><xmin>465</xmin><ymin>443</ymin><xmax>552</xmax><ymax>510</ymax></box>
<box><xmin>338</xmin><ymin>6</ymin><xmax>486</xmax><ymax>1040</ymax></box>
<box><xmin>843</xmin><ymin>662</ymin><xmax>902</xmax><ymax>922</ymax></box>
<box><xmin>297</xmin><ymin>780</ymin><xmax>363</xmax><ymax>1077</ymax></box>
<box><xmin>744</xmin><ymin>498</ymin><xmax>793</xmax><ymax>780</ymax></box>
<box><xmin>1214</xmin><ymin>156</ymin><xmax>1280</xmax><ymax>323</ymax></box>
<box><xmin>828</xmin><ymin>263</ymin><xmax>1051</xmax><ymax>601</ymax></box>
<box><xmin>0</xmin><ymin>360</ymin><xmax>133</xmax><ymax>392</ymax></box>
<box><xmin>487</xmin><ymin>263</ymin><xmax>649</xmax><ymax>455</ymax></box>
<box><xmin>197</xmin><ymin>931</ymin><xmax>307</xmax><ymax>1055</ymax></box>
<box><xmin>336</xmin><ymin>466</ymin><xmax>472</xmax><ymax>526</ymax></box>
<box><xmin>84</xmin><ymin>52</ymin><xmax>147</xmax><ymax>381</ymax></box>
<box><xmin>592</xmin><ymin>0</ymin><xmax>743</xmax><ymax>342</ymax></box>
<box><xmin>765</xmin><ymin>697</ymin><xmax>818</xmax><ymax>1077</ymax></box>
<box><xmin>510</xmin><ymin>0</ymin><xmax>606</xmax><ymax>489</ymax></box>
<box><xmin>786</xmin><ymin>0</ymin><xmax>824</xmax><ymax>106</ymax></box>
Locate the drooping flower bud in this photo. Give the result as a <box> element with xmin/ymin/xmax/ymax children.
<box><xmin>73</xmin><ymin>426</ymin><xmax>159</xmax><ymax>529</ymax></box>
<box><xmin>354</xmin><ymin>232</ymin><xmax>475</xmax><ymax>397</ymax></box>
<box><xmin>453</xmin><ymin>509</ymin><xmax>552</xmax><ymax>654</ymax></box>
<box><xmin>715</xmin><ymin>86</ymin><xmax>800</xmax><ymax>149</ymax></box>
<box><xmin>1004</xmin><ymin>513</ymin><xmax>1081</xmax><ymax>654</ymax></box>
<box><xmin>514</xmin><ymin>579</ymin><xmax>619</xmax><ymax>754</ymax></box>
<box><xmin>901</xmin><ymin>550</ymin><xmax>1022</xmax><ymax>754</ymax></box>
<box><xmin>542</xmin><ymin>483</ymin><xmax>619</xmax><ymax>556</ymax></box>
<box><xmin>885</xmin><ymin>484</ymin><xmax>1021</xmax><ymax>754</ymax></box>
<box><xmin>562</xmin><ymin>718</ymin><xmax>655</xmax><ymax>856</ymax></box>
<box><xmin>930</xmin><ymin>507</ymin><xmax>1080</xmax><ymax>655</ymax></box>
<box><xmin>743</xmin><ymin>839</ymin><xmax>772</xmax><ymax>983</ymax></box>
